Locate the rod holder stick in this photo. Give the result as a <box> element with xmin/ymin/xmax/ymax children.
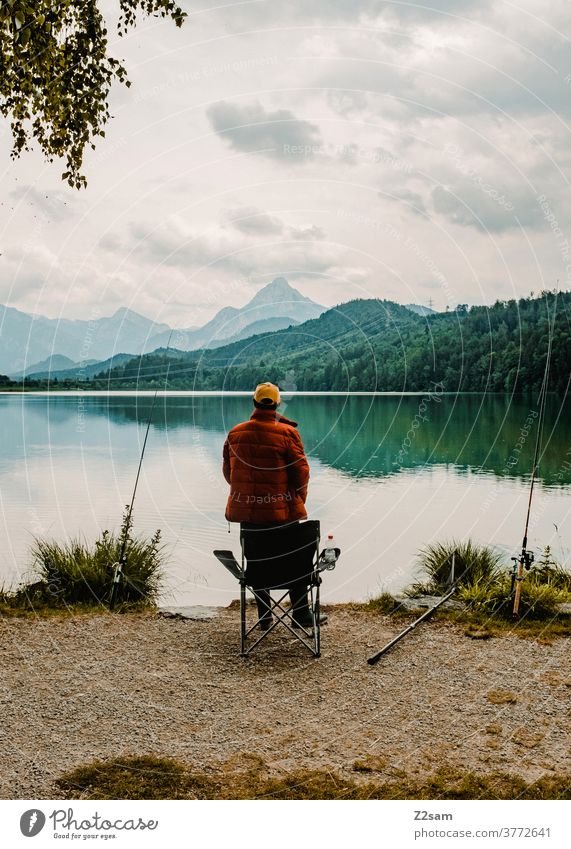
<box><xmin>449</xmin><ymin>551</ymin><xmax>456</xmax><ymax>588</ymax></box>
<box><xmin>367</xmin><ymin>585</ymin><xmax>457</xmax><ymax>665</ymax></box>
<box><xmin>368</xmin><ymin>551</ymin><xmax>459</xmax><ymax>666</ymax></box>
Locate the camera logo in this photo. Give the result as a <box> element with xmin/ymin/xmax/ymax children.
<box><xmin>20</xmin><ymin>809</ymin><xmax>46</xmax><ymax>837</ymax></box>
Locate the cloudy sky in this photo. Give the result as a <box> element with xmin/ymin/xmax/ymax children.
<box><xmin>1</xmin><ymin>0</ymin><xmax>570</xmax><ymax>325</ymax></box>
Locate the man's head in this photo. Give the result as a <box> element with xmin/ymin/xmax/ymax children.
<box><xmin>253</xmin><ymin>381</ymin><xmax>281</xmax><ymax>410</ymax></box>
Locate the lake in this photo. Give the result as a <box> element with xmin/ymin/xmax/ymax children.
<box><xmin>0</xmin><ymin>392</ymin><xmax>569</xmax><ymax>606</ymax></box>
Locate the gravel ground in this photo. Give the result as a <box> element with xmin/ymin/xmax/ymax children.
<box><xmin>0</xmin><ymin>607</ymin><xmax>569</xmax><ymax>798</ymax></box>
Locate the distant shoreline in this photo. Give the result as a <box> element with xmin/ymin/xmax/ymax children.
<box><xmin>0</xmin><ymin>389</ymin><xmax>539</xmax><ymax>397</ymax></box>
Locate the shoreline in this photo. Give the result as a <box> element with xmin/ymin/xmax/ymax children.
<box><xmin>1</xmin><ymin>606</ymin><xmax>569</xmax><ymax>799</ymax></box>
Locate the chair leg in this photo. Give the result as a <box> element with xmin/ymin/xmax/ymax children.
<box><xmin>240</xmin><ymin>581</ymin><xmax>246</xmax><ymax>656</ymax></box>
<box><xmin>314</xmin><ymin>580</ymin><xmax>321</xmax><ymax>658</ymax></box>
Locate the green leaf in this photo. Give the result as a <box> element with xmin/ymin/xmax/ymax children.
<box><xmin>1</xmin><ymin>0</ymin><xmax>188</xmax><ymax>188</ymax></box>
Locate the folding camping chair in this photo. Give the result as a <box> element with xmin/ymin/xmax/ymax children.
<box><xmin>214</xmin><ymin>520</ymin><xmax>338</xmax><ymax>658</ymax></box>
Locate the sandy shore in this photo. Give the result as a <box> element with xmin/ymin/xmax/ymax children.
<box><xmin>0</xmin><ymin>606</ymin><xmax>569</xmax><ymax>798</ymax></box>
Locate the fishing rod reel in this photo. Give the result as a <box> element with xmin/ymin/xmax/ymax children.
<box><xmin>511</xmin><ymin>549</ymin><xmax>535</xmax><ymax>573</ymax></box>
<box><xmin>510</xmin><ymin>549</ymin><xmax>534</xmax><ymax>596</ymax></box>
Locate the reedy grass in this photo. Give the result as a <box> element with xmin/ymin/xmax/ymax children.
<box><xmin>1</xmin><ymin>508</ymin><xmax>164</xmax><ymax>611</ymax></box>
<box><xmin>410</xmin><ymin>539</ymin><xmax>504</xmax><ymax>595</ymax></box>
<box><xmin>359</xmin><ymin>540</ymin><xmax>571</xmax><ymax>630</ymax></box>
<box><xmin>530</xmin><ymin>546</ymin><xmax>571</xmax><ymax>592</ymax></box>
<box><xmin>407</xmin><ymin>539</ymin><xmax>571</xmax><ymax>621</ymax></box>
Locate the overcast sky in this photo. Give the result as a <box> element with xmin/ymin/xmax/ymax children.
<box><xmin>1</xmin><ymin>0</ymin><xmax>570</xmax><ymax>325</ymax></box>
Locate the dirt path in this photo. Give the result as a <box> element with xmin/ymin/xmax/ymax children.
<box><xmin>0</xmin><ymin>607</ymin><xmax>569</xmax><ymax>798</ymax></box>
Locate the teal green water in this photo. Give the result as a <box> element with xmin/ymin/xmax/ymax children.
<box><xmin>0</xmin><ymin>393</ymin><xmax>569</xmax><ymax>604</ymax></box>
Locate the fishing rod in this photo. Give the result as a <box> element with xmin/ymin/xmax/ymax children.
<box><xmin>511</xmin><ymin>293</ymin><xmax>557</xmax><ymax>618</ymax></box>
<box><xmin>367</xmin><ymin>553</ymin><xmax>456</xmax><ymax>665</ymax></box>
<box><xmin>109</xmin><ymin>331</ymin><xmax>174</xmax><ymax>610</ymax></box>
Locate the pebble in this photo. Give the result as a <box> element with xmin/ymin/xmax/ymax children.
<box><xmin>0</xmin><ymin>608</ymin><xmax>568</xmax><ymax>797</ymax></box>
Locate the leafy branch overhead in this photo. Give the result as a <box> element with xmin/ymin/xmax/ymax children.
<box><xmin>0</xmin><ymin>1</ymin><xmax>187</xmax><ymax>189</ymax></box>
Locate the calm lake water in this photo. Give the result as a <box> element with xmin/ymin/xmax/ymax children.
<box><xmin>1</xmin><ymin>392</ymin><xmax>570</xmax><ymax>606</ymax></box>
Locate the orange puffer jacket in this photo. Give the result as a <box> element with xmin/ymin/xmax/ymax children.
<box><xmin>222</xmin><ymin>407</ymin><xmax>310</xmax><ymax>523</ymax></box>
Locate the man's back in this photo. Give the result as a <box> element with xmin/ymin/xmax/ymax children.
<box><xmin>223</xmin><ymin>406</ymin><xmax>310</xmax><ymax>524</ymax></box>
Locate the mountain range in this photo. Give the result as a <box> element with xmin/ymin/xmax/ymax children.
<box><xmin>82</xmin><ymin>289</ymin><xmax>569</xmax><ymax>396</ymax></box>
<box><xmin>3</xmin><ymin>286</ymin><xmax>566</xmax><ymax>395</ymax></box>
<box><xmin>3</xmin><ymin>277</ymin><xmax>325</xmax><ymax>377</ymax></box>
<box><xmin>1</xmin><ymin>306</ymin><xmax>170</xmax><ymax>377</ymax></box>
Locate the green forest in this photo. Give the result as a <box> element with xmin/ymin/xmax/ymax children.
<box><xmin>10</xmin><ymin>289</ymin><xmax>571</xmax><ymax>395</ymax></box>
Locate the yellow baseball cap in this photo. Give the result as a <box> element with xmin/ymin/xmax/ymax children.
<box><xmin>253</xmin><ymin>382</ymin><xmax>281</xmax><ymax>406</ymax></box>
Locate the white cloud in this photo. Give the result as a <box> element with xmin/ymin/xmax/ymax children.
<box><xmin>1</xmin><ymin>0</ymin><xmax>570</xmax><ymax>321</ymax></box>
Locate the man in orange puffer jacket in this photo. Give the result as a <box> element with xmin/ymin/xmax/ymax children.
<box><xmin>223</xmin><ymin>382</ymin><xmax>319</xmax><ymax>628</ymax></box>
<box><xmin>223</xmin><ymin>381</ymin><xmax>309</xmax><ymax>524</ymax></box>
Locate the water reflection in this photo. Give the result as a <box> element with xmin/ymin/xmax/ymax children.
<box><xmin>0</xmin><ymin>392</ymin><xmax>569</xmax><ymax>604</ymax></box>
<box><xmin>10</xmin><ymin>393</ymin><xmax>568</xmax><ymax>485</ymax></box>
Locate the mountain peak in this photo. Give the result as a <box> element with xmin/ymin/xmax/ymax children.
<box><xmin>267</xmin><ymin>276</ymin><xmax>294</xmax><ymax>292</ymax></box>
<box><xmin>248</xmin><ymin>277</ymin><xmax>316</xmax><ymax>307</ymax></box>
<box><xmin>111</xmin><ymin>306</ymin><xmax>140</xmax><ymax>320</ymax></box>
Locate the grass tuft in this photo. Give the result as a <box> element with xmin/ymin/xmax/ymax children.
<box><xmin>55</xmin><ymin>755</ymin><xmax>571</xmax><ymax>800</ymax></box>
<box><xmin>353</xmin><ymin>755</ymin><xmax>388</xmax><ymax>773</ymax></box>
<box><xmin>464</xmin><ymin>624</ymin><xmax>494</xmax><ymax>640</ymax></box>
<box><xmin>487</xmin><ymin>690</ymin><xmax>518</xmax><ymax>705</ymax></box>
<box><xmin>379</xmin><ymin>539</ymin><xmax>571</xmax><ymax>626</ymax></box>
<box><xmin>1</xmin><ymin>507</ymin><xmax>164</xmax><ymax>611</ymax></box>
<box><xmin>413</xmin><ymin>539</ymin><xmax>504</xmax><ymax>594</ymax></box>
<box><xmin>358</xmin><ymin>592</ymin><xmax>401</xmax><ymax>614</ymax></box>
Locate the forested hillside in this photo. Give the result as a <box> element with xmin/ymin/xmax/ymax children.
<box><xmin>17</xmin><ymin>290</ymin><xmax>571</xmax><ymax>395</ymax></box>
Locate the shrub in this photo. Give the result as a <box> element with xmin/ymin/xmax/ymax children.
<box><xmin>530</xmin><ymin>546</ymin><xmax>571</xmax><ymax>592</ymax></box>
<box><xmin>403</xmin><ymin>539</ymin><xmax>571</xmax><ymax>622</ymax></box>
<box><xmin>458</xmin><ymin>573</ymin><xmax>570</xmax><ymax>620</ymax></box>
<box><xmin>5</xmin><ymin>508</ymin><xmax>164</xmax><ymax>609</ymax></box>
<box><xmin>515</xmin><ymin>578</ymin><xmax>570</xmax><ymax>619</ymax></box>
